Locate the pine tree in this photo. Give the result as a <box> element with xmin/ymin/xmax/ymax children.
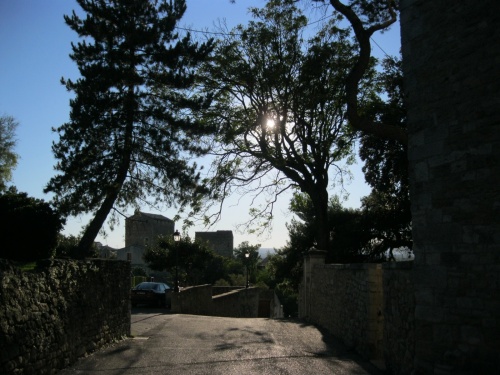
<box><xmin>45</xmin><ymin>0</ymin><xmax>214</xmax><ymax>257</ymax></box>
<box><xmin>0</xmin><ymin>115</ymin><xmax>19</xmax><ymax>191</ymax></box>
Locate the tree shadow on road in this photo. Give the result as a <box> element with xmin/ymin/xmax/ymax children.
<box><xmin>276</xmin><ymin>318</ymin><xmax>386</xmax><ymax>374</ymax></box>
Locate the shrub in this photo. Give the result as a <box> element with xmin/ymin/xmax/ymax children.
<box><xmin>54</xmin><ymin>234</ymin><xmax>99</xmax><ymax>259</ymax></box>
<box><xmin>214</xmin><ymin>278</ymin><xmax>230</xmax><ymax>287</ymax></box>
<box><xmin>0</xmin><ymin>188</ymin><xmax>65</xmax><ymax>261</ymax></box>
<box><xmin>55</xmin><ymin>234</ymin><xmax>79</xmax><ymax>258</ymax></box>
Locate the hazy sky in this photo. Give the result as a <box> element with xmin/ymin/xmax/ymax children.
<box><xmin>0</xmin><ymin>0</ymin><xmax>401</xmax><ymax>250</ymax></box>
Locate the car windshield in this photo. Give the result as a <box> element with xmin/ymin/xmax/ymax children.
<box><xmin>135</xmin><ymin>282</ymin><xmax>157</xmax><ymax>290</ymax></box>
<box><xmin>134</xmin><ymin>282</ymin><xmax>170</xmax><ymax>291</ymax></box>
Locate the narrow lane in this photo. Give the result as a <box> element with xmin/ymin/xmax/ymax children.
<box><xmin>58</xmin><ymin>310</ymin><xmax>384</xmax><ymax>374</ymax></box>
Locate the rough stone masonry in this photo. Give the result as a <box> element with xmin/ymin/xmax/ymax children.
<box><xmin>400</xmin><ymin>1</ymin><xmax>500</xmax><ymax>373</ymax></box>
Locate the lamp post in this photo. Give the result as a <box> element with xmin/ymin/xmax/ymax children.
<box><xmin>245</xmin><ymin>252</ymin><xmax>250</xmax><ymax>289</ymax></box>
<box><xmin>173</xmin><ymin>230</ymin><xmax>180</xmax><ymax>292</ymax></box>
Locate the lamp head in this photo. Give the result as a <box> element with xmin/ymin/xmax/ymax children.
<box><xmin>173</xmin><ymin>230</ymin><xmax>181</xmax><ymax>242</ymax></box>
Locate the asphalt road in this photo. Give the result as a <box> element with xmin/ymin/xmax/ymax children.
<box><xmin>58</xmin><ymin>309</ymin><xmax>384</xmax><ymax>374</ymax></box>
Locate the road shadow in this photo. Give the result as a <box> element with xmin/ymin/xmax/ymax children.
<box><xmin>274</xmin><ymin>318</ymin><xmax>387</xmax><ymax>374</ymax></box>
<box><xmin>131</xmin><ymin>305</ymin><xmax>172</xmax><ymax>314</ymax></box>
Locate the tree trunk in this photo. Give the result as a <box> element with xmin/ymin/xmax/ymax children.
<box><xmin>76</xmin><ymin>140</ymin><xmax>132</xmax><ymax>256</ymax></box>
<box><xmin>311</xmin><ymin>188</ymin><xmax>330</xmax><ymax>256</ymax></box>
<box><xmin>76</xmin><ymin>185</ymin><xmax>124</xmax><ymax>257</ymax></box>
<box><xmin>77</xmin><ymin>82</ymin><xmax>135</xmax><ymax>257</ymax></box>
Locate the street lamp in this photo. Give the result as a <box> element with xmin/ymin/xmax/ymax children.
<box><xmin>173</xmin><ymin>230</ymin><xmax>180</xmax><ymax>292</ymax></box>
<box><xmin>245</xmin><ymin>252</ymin><xmax>250</xmax><ymax>289</ymax></box>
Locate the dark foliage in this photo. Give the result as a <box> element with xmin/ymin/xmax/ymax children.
<box><xmin>45</xmin><ymin>0</ymin><xmax>215</xmax><ymax>255</ymax></box>
<box><xmin>233</xmin><ymin>241</ymin><xmax>261</xmax><ymax>284</ymax></box>
<box><xmin>0</xmin><ymin>188</ymin><xmax>65</xmax><ymax>261</ymax></box>
<box><xmin>198</xmin><ymin>0</ymin><xmax>380</xmax><ymax>257</ymax></box>
<box><xmin>54</xmin><ymin>234</ymin><xmax>80</xmax><ymax>259</ymax></box>
<box><xmin>143</xmin><ymin>235</ymin><xmax>228</xmax><ymax>286</ymax></box>
<box><xmin>359</xmin><ymin>57</ymin><xmax>412</xmax><ymax>254</ymax></box>
<box><xmin>286</xmin><ymin>193</ymin><xmax>379</xmax><ymax>262</ymax></box>
<box><xmin>54</xmin><ymin>234</ymin><xmax>98</xmax><ymax>259</ymax></box>
<box><xmin>0</xmin><ymin>115</ymin><xmax>19</xmax><ymax>191</ymax></box>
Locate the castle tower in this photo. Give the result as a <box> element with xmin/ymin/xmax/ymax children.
<box><xmin>195</xmin><ymin>230</ymin><xmax>234</xmax><ymax>258</ymax></box>
<box><xmin>125</xmin><ymin>211</ymin><xmax>175</xmax><ymax>248</ymax></box>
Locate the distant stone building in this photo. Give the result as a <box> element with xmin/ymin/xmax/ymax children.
<box><xmin>95</xmin><ymin>242</ymin><xmax>117</xmax><ymax>259</ymax></box>
<box><xmin>195</xmin><ymin>230</ymin><xmax>234</xmax><ymax>258</ymax></box>
<box><xmin>125</xmin><ymin>211</ymin><xmax>174</xmax><ymax>248</ymax></box>
<box><xmin>115</xmin><ymin>211</ymin><xmax>175</xmax><ymax>267</ymax></box>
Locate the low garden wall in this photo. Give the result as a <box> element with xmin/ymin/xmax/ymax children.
<box><xmin>0</xmin><ymin>258</ymin><xmax>131</xmax><ymax>375</ymax></box>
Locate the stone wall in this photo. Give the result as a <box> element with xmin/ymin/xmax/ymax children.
<box><xmin>212</xmin><ymin>286</ymin><xmax>245</xmax><ymax>296</ymax></box>
<box><xmin>171</xmin><ymin>285</ymin><xmax>269</xmax><ymax>318</ymax></box>
<box><xmin>0</xmin><ymin>259</ymin><xmax>131</xmax><ymax>375</ymax></box>
<box><xmin>171</xmin><ymin>284</ymin><xmax>213</xmax><ymax>315</ymax></box>
<box><xmin>401</xmin><ymin>1</ymin><xmax>500</xmax><ymax>373</ymax></box>
<box><xmin>305</xmin><ymin>263</ymin><xmax>384</xmax><ymax>360</ymax></box>
<box><xmin>383</xmin><ymin>261</ymin><xmax>415</xmax><ymax>375</ymax></box>
<box><xmin>299</xmin><ymin>250</ymin><xmax>416</xmax><ymax>371</ymax></box>
<box><xmin>211</xmin><ymin>288</ymin><xmax>260</xmax><ymax>318</ymax></box>
<box><xmin>259</xmin><ymin>289</ymin><xmax>284</xmax><ymax>319</ymax></box>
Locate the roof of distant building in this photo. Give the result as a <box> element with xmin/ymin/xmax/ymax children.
<box><xmin>195</xmin><ymin>230</ymin><xmax>233</xmax><ymax>235</ymax></box>
<box><xmin>127</xmin><ymin>210</ymin><xmax>174</xmax><ymax>222</ymax></box>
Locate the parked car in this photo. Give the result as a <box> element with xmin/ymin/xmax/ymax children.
<box><xmin>131</xmin><ymin>282</ymin><xmax>171</xmax><ymax>307</ymax></box>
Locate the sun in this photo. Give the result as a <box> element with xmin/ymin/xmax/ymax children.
<box><xmin>266</xmin><ymin>118</ymin><xmax>275</xmax><ymax>130</ymax></box>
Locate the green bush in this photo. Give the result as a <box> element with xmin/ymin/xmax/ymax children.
<box><xmin>55</xmin><ymin>234</ymin><xmax>99</xmax><ymax>259</ymax></box>
<box><xmin>54</xmin><ymin>234</ymin><xmax>79</xmax><ymax>258</ymax></box>
<box><xmin>0</xmin><ymin>188</ymin><xmax>65</xmax><ymax>261</ymax></box>
<box><xmin>214</xmin><ymin>278</ymin><xmax>230</xmax><ymax>286</ymax></box>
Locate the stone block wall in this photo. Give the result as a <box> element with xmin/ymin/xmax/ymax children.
<box><xmin>259</xmin><ymin>289</ymin><xmax>284</xmax><ymax>319</ymax></box>
<box><xmin>212</xmin><ymin>286</ymin><xmax>244</xmax><ymax>296</ymax></box>
<box><xmin>401</xmin><ymin>1</ymin><xmax>500</xmax><ymax>372</ymax></box>
<box><xmin>0</xmin><ymin>258</ymin><xmax>131</xmax><ymax>375</ymax></box>
<box><xmin>383</xmin><ymin>261</ymin><xmax>415</xmax><ymax>375</ymax></box>
<box><xmin>299</xmin><ymin>251</ymin><xmax>416</xmax><ymax>371</ymax></box>
<box><xmin>211</xmin><ymin>288</ymin><xmax>260</xmax><ymax>318</ymax></box>
<box><xmin>171</xmin><ymin>285</ymin><xmax>264</xmax><ymax>318</ymax></box>
<box><xmin>171</xmin><ymin>284</ymin><xmax>213</xmax><ymax>315</ymax></box>
<box><xmin>306</xmin><ymin>263</ymin><xmax>384</xmax><ymax>360</ymax></box>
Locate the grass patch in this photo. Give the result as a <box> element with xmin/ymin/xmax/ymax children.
<box><xmin>17</xmin><ymin>262</ymin><xmax>37</xmax><ymax>271</ymax></box>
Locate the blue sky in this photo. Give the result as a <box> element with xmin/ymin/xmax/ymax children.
<box><xmin>0</xmin><ymin>0</ymin><xmax>401</xmax><ymax>250</ymax></box>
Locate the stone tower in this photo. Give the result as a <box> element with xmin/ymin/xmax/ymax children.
<box><xmin>125</xmin><ymin>211</ymin><xmax>175</xmax><ymax>248</ymax></box>
<box><xmin>195</xmin><ymin>230</ymin><xmax>234</xmax><ymax>258</ymax></box>
<box><xmin>401</xmin><ymin>1</ymin><xmax>500</xmax><ymax>373</ymax></box>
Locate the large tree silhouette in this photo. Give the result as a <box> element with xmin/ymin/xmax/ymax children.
<box><xmin>198</xmin><ymin>0</ymin><xmax>378</xmax><ymax>254</ymax></box>
<box><xmin>45</xmin><ymin>0</ymin><xmax>214</xmax><ymax>256</ymax></box>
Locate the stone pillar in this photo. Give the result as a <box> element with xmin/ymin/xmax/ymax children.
<box><xmin>400</xmin><ymin>1</ymin><xmax>500</xmax><ymax>373</ymax></box>
<box><xmin>299</xmin><ymin>247</ymin><xmax>326</xmax><ymax>319</ymax></box>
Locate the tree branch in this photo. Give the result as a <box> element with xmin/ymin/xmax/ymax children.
<box><xmin>328</xmin><ymin>0</ymin><xmax>407</xmax><ymax>144</ymax></box>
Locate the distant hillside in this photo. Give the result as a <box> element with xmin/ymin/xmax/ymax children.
<box><xmin>258</xmin><ymin>247</ymin><xmax>276</xmax><ymax>258</ymax></box>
